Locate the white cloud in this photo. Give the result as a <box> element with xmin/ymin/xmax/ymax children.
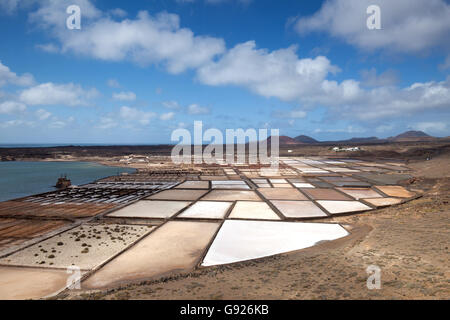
<box><xmin>375</xmin><ymin>124</ymin><xmax>394</xmax><ymax>133</ymax></box>
<box><xmin>360</xmin><ymin>68</ymin><xmax>399</xmax><ymax>87</ymax></box>
<box><xmin>439</xmin><ymin>55</ymin><xmax>450</xmax><ymax>71</ymax></box>
<box><xmin>197</xmin><ymin>41</ymin><xmax>340</xmax><ymax>101</ymax></box>
<box><xmin>274</xmin><ymin>109</ymin><xmax>307</xmax><ymax>119</ymax></box>
<box><xmin>107</xmin><ymin>79</ymin><xmax>121</xmax><ymax>88</ymax></box>
<box><xmin>293</xmin><ymin>0</ymin><xmax>450</xmax><ymax>54</ymax></box>
<box><xmin>36</xmin><ymin>43</ymin><xmax>59</xmax><ymax>53</ymax></box>
<box><xmin>177</xmin><ymin>0</ymin><xmax>252</xmax><ymax>4</ymax></box>
<box><xmin>187</xmin><ymin>103</ymin><xmax>210</xmax><ymax>115</ymax></box>
<box><xmin>0</xmin><ymin>0</ymin><xmax>20</xmax><ymax>14</ymax></box>
<box><xmin>162</xmin><ymin>100</ymin><xmax>181</xmax><ymax>110</ymax></box>
<box><xmin>96</xmin><ymin>117</ymin><xmax>117</xmax><ymax>129</ymax></box>
<box><xmin>0</xmin><ymin>101</ymin><xmax>27</xmax><ymax>114</ymax></box>
<box><xmin>197</xmin><ymin>39</ymin><xmax>450</xmax><ymax>121</ymax></box>
<box><xmin>289</xmin><ymin>110</ymin><xmax>307</xmax><ymax>119</ymax></box>
<box><xmin>49</xmin><ymin>120</ymin><xmax>66</xmax><ymax>129</ymax></box>
<box><xmin>35</xmin><ymin>108</ymin><xmax>52</xmax><ymax>120</ymax></box>
<box><xmin>312</xmin><ymin>78</ymin><xmax>450</xmax><ymax>121</ymax></box>
<box><xmin>414</xmin><ymin>121</ymin><xmax>447</xmax><ymax>134</ymax></box>
<box><xmin>314</xmin><ymin>126</ymin><xmax>366</xmax><ymax>134</ymax></box>
<box><xmin>29</xmin><ymin>0</ymin><xmax>102</xmax><ymax>29</ymax></box>
<box><xmin>0</xmin><ymin>61</ymin><xmax>34</xmax><ymax>87</ymax></box>
<box><xmin>0</xmin><ymin>119</ymin><xmax>35</xmax><ymax>128</ymax></box>
<box><xmin>19</xmin><ymin>1</ymin><xmax>449</xmax><ymax>125</ymax></box>
<box><xmin>108</xmin><ymin>8</ymin><xmax>127</xmax><ymax>18</ymax></box>
<box><xmin>31</xmin><ymin>1</ymin><xmax>225</xmax><ymax>74</ymax></box>
<box><xmin>160</xmin><ymin>112</ymin><xmax>175</xmax><ymax>121</ymax></box>
<box><xmin>361</xmin><ymin>79</ymin><xmax>450</xmax><ymax>119</ymax></box>
<box><xmin>112</xmin><ymin>91</ymin><xmax>136</xmax><ymax>101</ymax></box>
<box><xmin>119</xmin><ymin>106</ymin><xmax>157</xmax><ymax>125</ymax></box>
<box><xmin>20</xmin><ymin>82</ymin><xmax>99</xmax><ymax>106</ymax></box>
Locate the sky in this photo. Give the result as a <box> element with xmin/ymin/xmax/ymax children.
<box><xmin>0</xmin><ymin>0</ymin><xmax>449</xmax><ymax>144</ymax></box>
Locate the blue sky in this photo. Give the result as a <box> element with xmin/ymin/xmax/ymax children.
<box><xmin>0</xmin><ymin>0</ymin><xmax>449</xmax><ymax>144</ymax></box>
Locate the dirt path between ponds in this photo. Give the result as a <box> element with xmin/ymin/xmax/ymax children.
<box><xmin>60</xmin><ymin>155</ymin><xmax>450</xmax><ymax>300</ymax></box>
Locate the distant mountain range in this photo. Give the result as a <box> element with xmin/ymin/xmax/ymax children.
<box><xmin>387</xmin><ymin>130</ymin><xmax>434</xmax><ymax>141</ymax></box>
<box><xmin>266</xmin><ymin>136</ymin><xmax>299</xmax><ymax>145</ymax></box>
<box><xmin>266</xmin><ymin>131</ymin><xmax>444</xmax><ymax>145</ymax></box>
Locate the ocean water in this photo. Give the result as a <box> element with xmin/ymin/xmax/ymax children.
<box><xmin>0</xmin><ymin>161</ymin><xmax>135</xmax><ymax>202</ymax></box>
<box><xmin>0</xmin><ymin>143</ymin><xmax>163</xmax><ymax>148</ymax></box>
<box><xmin>0</xmin><ymin>144</ymin><xmax>111</xmax><ymax>148</ymax></box>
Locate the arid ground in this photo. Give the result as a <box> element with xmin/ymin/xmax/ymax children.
<box><xmin>53</xmin><ymin>144</ymin><xmax>450</xmax><ymax>300</ymax></box>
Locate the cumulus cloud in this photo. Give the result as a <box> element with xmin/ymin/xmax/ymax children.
<box><xmin>439</xmin><ymin>55</ymin><xmax>450</xmax><ymax>71</ymax></box>
<box><xmin>35</xmin><ymin>43</ymin><xmax>59</xmax><ymax>53</ymax></box>
<box><xmin>45</xmin><ymin>115</ymin><xmax>74</xmax><ymax>129</ymax></box>
<box><xmin>119</xmin><ymin>106</ymin><xmax>157</xmax><ymax>125</ymax></box>
<box><xmin>96</xmin><ymin>106</ymin><xmax>163</xmax><ymax>130</ymax></box>
<box><xmin>19</xmin><ymin>0</ymin><xmax>450</xmax><ymax>126</ymax></box>
<box><xmin>375</xmin><ymin>124</ymin><xmax>394</xmax><ymax>133</ymax></box>
<box><xmin>293</xmin><ymin>0</ymin><xmax>450</xmax><ymax>54</ymax></box>
<box><xmin>197</xmin><ymin>41</ymin><xmax>340</xmax><ymax>101</ymax></box>
<box><xmin>273</xmin><ymin>109</ymin><xmax>307</xmax><ymax>119</ymax></box>
<box><xmin>314</xmin><ymin>126</ymin><xmax>366</xmax><ymax>134</ymax></box>
<box><xmin>160</xmin><ymin>112</ymin><xmax>175</xmax><ymax>121</ymax></box>
<box><xmin>0</xmin><ymin>61</ymin><xmax>34</xmax><ymax>87</ymax></box>
<box><xmin>112</xmin><ymin>91</ymin><xmax>136</xmax><ymax>101</ymax></box>
<box><xmin>197</xmin><ymin>40</ymin><xmax>450</xmax><ymax>121</ymax></box>
<box><xmin>0</xmin><ymin>0</ymin><xmax>20</xmax><ymax>14</ymax></box>
<box><xmin>0</xmin><ymin>119</ymin><xmax>35</xmax><ymax>128</ymax></box>
<box><xmin>162</xmin><ymin>101</ymin><xmax>181</xmax><ymax>110</ymax></box>
<box><xmin>35</xmin><ymin>108</ymin><xmax>52</xmax><ymax>120</ymax></box>
<box><xmin>96</xmin><ymin>116</ymin><xmax>117</xmax><ymax>129</ymax></box>
<box><xmin>31</xmin><ymin>1</ymin><xmax>225</xmax><ymax>74</ymax></box>
<box><xmin>0</xmin><ymin>101</ymin><xmax>27</xmax><ymax>114</ymax></box>
<box><xmin>107</xmin><ymin>79</ymin><xmax>121</xmax><ymax>88</ymax></box>
<box><xmin>360</xmin><ymin>68</ymin><xmax>399</xmax><ymax>87</ymax></box>
<box><xmin>20</xmin><ymin>82</ymin><xmax>99</xmax><ymax>106</ymax></box>
<box><xmin>413</xmin><ymin>121</ymin><xmax>448</xmax><ymax>134</ymax></box>
<box><xmin>290</xmin><ymin>110</ymin><xmax>307</xmax><ymax>118</ymax></box>
<box><xmin>48</xmin><ymin>120</ymin><xmax>67</xmax><ymax>129</ymax></box>
<box><xmin>162</xmin><ymin>100</ymin><xmax>210</xmax><ymax>116</ymax></box>
<box><xmin>308</xmin><ymin>77</ymin><xmax>450</xmax><ymax>121</ymax></box>
<box><xmin>29</xmin><ymin>0</ymin><xmax>102</xmax><ymax>29</ymax></box>
<box><xmin>108</xmin><ymin>8</ymin><xmax>127</xmax><ymax>18</ymax></box>
<box><xmin>187</xmin><ymin>103</ymin><xmax>210</xmax><ymax>115</ymax></box>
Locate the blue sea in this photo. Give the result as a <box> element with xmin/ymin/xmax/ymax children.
<box><xmin>0</xmin><ymin>144</ymin><xmax>110</xmax><ymax>148</ymax></box>
<box><xmin>0</xmin><ymin>143</ymin><xmax>165</xmax><ymax>148</ymax></box>
<box><xmin>0</xmin><ymin>161</ymin><xmax>135</xmax><ymax>202</ymax></box>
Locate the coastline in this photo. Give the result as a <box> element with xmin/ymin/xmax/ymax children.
<box><xmin>0</xmin><ymin>145</ymin><xmax>176</xmax><ymax>169</ymax></box>
<box><xmin>0</xmin><ymin>160</ymin><xmax>137</xmax><ymax>202</ymax></box>
<box><xmin>1</xmin><ymin>157</ymin><xmax>137</xmax><ymax>170</ymax></box>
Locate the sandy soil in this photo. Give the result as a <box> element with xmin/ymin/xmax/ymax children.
<box><xmin>0</xmin><ymin>223</ymin><xmax>152</xmax><ymax>270</ymax></box>
<box><xmin>61</xmin><ymin>153</ymin><xmax>450</xmax><ymax>300</ymax></box>
<box><xmin>0</xmin><ymin>266</ymin><xmax>71</xmax><ymax>300</ymax></box>
<box><xmin>82</xmin><ymin>221</ymin><xmax>221</xmax><ymax>290</ymax></box>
